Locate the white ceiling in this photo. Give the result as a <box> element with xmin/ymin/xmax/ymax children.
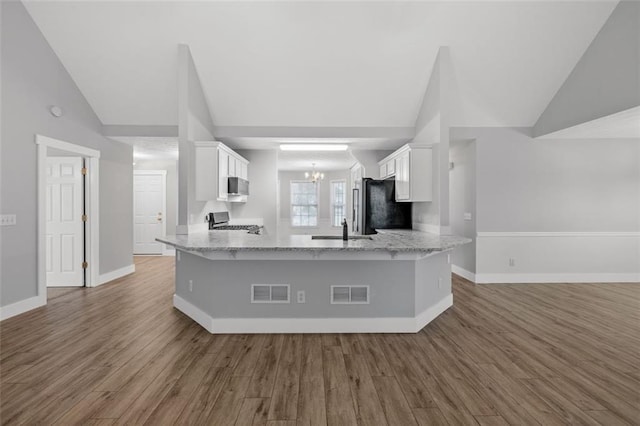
<box><xmin>24</xmin><ymin>1</ymin><xmax>616</xmax><ymax>133</ymax></box>
<box><xmin>278</xmin><ymin>150</ymin><xmax>357</xmax><ymax>172</ymax></box>
<box><xmin>112</xmin><ymin>137</ymin><xmax>179</xmax><ymax>160</ymax></box>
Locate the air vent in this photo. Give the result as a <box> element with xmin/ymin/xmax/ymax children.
<box><xmin>251</xmin><ymin>284</ymin><xmax>290</xmax><ymax>303</ymax></box>
<box><xmin>331</xmin><ymin>285</ymin><xmax>370</xmax><ymax>304</ymax></box>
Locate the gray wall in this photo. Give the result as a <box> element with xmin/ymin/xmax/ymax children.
<box><xmin>1</xmin><ymin>1</ymin><xmax>133</xmax><ymax>306</ymax></box>
<box><xmin>279</xmin><ymin>169</ymin><xmax>351</xmax><ymax>234</ymax></box>
<box><xmin>534</xmin><ymin>1</ymin><xmax>640</xmax><ymax>137</ymax></box>
<box><xmin>176</xmin><ymin>251</ymin><xmax>451</xmax><ymax>319</ymax></box>
<box><xmin>349</xmin><ymin>150</ymin><xmax>393</xmax><ymax>179</ymax></box>
<box><xmin>177</xmin><ymin>44</ymin><xmax>225</xmax><ymax>232</ymax></box>
<box><xmin>451</xmin><ymin>127</ymin><xmax>640</xmax><ymax>232</ymax></box>
<box><xmin>232</xmin><ymin>150</ymin><xmax>278</xmax><ymax>234</ymax></box>
<box><xmin>449</xmin><ymin>140</ymin><xmax>476</xmax><ymax>273</ymax></box>
<box><xmin>411</xmin><ymin>47</ymin><xmax>452</xmax><ymax>231</ymax></box>
<box><xmin>134</xmin><ymin>159</ymin><xmax>178</xmax><ymax>234</ymax></box>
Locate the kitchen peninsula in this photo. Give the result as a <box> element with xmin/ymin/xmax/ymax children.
<box><xmin>158</xmin><ymin>230</ymin><xmax>470</xmax><ymax>334</ymax></box>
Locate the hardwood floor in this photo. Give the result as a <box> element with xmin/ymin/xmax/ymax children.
<box><xmin>1</xmin><ymin>256</ymin><xmax>638</xmax><ymax>425</ymax></box>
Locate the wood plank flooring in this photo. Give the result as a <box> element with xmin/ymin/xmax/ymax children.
<box><xmin>1</xmin><ymin>256</ymin><xmax>638</xmax><ymax>425</ymax></box>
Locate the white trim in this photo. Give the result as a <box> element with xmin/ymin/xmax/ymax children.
<box><xmin>0</xmin><ymin>295</ymin><xmax>46</xmax><ymax>321</ymax></box>
<box><xmin>452</xmin><ymin>265</ymin><xmax>476</xmax><ymax>283</ymax></box>
<box><xmin>475</xmin><ymin>273</ymin><xmax>640</xmax><ymax>284</ymax></box>
<box><xmin>173</xmin><ymin>294</ymin><xmax>215</xmax><ymax>332</ymax></box>
<box><xmin>290</xmin><ymin>180</ymin><xmax>320</xmax><ymax>228</ymax></box>
<box><xmin>173</xmin><ymin>293</ymin><xmax>452</xmax><ymax>334</ymax></box>
<box><xmin>133</xmin><ymin>170</ymin><xmax>167</xmax><ymax>255</ymax></box>
<box><xmin>87</xmin><ymin>157</ymin><xmax>100</xmax><ymax>288</ymax></box>
<box><xmin>97</xmin><ymin>264</ymin><xmax>136</xmax><ymax>286</ymax></box>
<box><xmin>414</xmin><ymin>294</ymin><xmax>453</xmax><ymax>332</ymax></box>
<box><xmin>329</xmin><ymin>179</ymin><xmax>347</xmax><ymax>228</ymax></box>
<box><xmin>36</xmin><ymin>134</ymin><xmax>100</xmax><ymax>158</ymax></box>
<box><xmin>477</xmin><ymin>231</ymin><xmax>640</xmax><ymax>238</ymax></box>
<box><xmin>36</xmin><ymin>135</ymin><xmax>101</xmax><ymax>303</ymax></box>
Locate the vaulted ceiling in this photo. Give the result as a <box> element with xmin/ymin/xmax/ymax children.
<box><xmin>24</xmin><ymin>1</ymin><xmax>616</xmax><ymax>133</ymax></box>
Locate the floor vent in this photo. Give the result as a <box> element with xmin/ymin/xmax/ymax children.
<box><xmin>331</xmin><ymin>285</ymin><xmax>370</xmax><ymax>304</ymax></box>
<box><xmin>251</xmin><ymin>284</ymin><xmax>290</xmax><ymax>303</ymax></box>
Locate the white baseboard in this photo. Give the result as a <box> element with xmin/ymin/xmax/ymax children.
<box><xmin>173</xmin><ymin>293</ymin><xmax>453</xmax><ymax>334</ymax></box>
<box><xmin>0</xmin><ymin>295</ymin><xmax>47</xmax><ymax>321</ymax></box>
<box><xmin>475</xmin><ymin>273</ymin><xmax>640</xmax><ymax>284</ymax></box>
<box><xmin>452</xmin><ymin>265</ymin><xmax>476</xmax><ymax>283</ymax></box>
<box><xmin>97</xmin><ymin>264</ymin><xmax>136</xmax><ymax>286</ymax></box>
<box><xmin>414</xmin><ymin>293</ymin><xmax>453</xmax><ymax>332</ymax></box>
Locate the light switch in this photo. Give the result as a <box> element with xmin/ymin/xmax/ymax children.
<box><xmin>464</xmin><ymin>212</ymin><xmax>472</xmax><ymax>221</ymax></box>
<box><xmin>0</xmin><ymin>214</ymin><xmax>16</xmax><ymax>226</ymax></box>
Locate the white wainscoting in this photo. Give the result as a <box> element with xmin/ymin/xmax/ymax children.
<box><xmin>475</xmin><ymin>232</ymin><xmax>640</xmax><ymax>284</ymax></box>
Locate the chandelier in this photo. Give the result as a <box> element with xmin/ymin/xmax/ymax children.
<box><xmin>305</xmin><ymin>163</ymin><xmax>324</xmax><ymax>183</ymax></box>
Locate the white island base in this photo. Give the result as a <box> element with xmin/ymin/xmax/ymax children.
<box><xmin>173</xmin><ymin>249</ymin><xmax>454</xmax><ymax>334</ymax></box>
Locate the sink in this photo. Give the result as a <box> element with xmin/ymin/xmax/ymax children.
<box><xmin>311</xmin><ymin>235</ymin><xmax>373</xmax><ymax>240</ymax></box>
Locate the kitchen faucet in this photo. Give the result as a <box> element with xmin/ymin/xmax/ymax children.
<box><xmin>342</xmin><ymin>218</ymin><xmax>348</xmax><ymax>241</ymax></box>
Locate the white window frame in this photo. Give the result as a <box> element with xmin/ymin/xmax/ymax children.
<box><xmin>330</xmin><ymin>179</ymin><xmax>347</xmax><ymax>227</ymax></box>
<box><xmin>290</xmin><ymin>180</ymin><xmax>320</xmax><ymax>228</ymax></box>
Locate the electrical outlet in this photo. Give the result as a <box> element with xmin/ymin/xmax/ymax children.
<box><xmin>188</xmin><ymin>280</ymin><xmax>193</xmax><ymax>292</ymax></box>
<box><xmin>464</xmin><ymin>212</ymin><xmax>472</xmax><ymax>221</ymax></box>
<box><xmin>509</xmin><ymin>258</ymin><xmax>515</xmax><ymax>267</ymax></box>
<box><xmin>0</xmin><ymin>214</ymin><xmax>16</xmax><ymax>226</ymax></box>
<box><xmin>177</xmin><ymin>251</ymin><xmax>181</xmax><ymax>261</ymax></box>
<box><xmin>297</xmin><ymin>290</ymin><xmax>305</xmax><ymax>303</ymax></box>
<box><xmin>447</xmin><ymin>254</ymin><xmax>451</xmax><ymax>264</ymax></box>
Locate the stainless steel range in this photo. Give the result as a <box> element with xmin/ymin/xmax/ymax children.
<box><xmin>205</xmin><ymin>211</ymin><xmax>261</xmax><ymax>234</ymax></box>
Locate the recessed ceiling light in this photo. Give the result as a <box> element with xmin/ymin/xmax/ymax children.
<box><xmin>280</xmin><ymin>144</ymin><xmax>348</xmax><ymax>151</ymax></box>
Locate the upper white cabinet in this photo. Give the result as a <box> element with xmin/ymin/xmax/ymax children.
<box><xmin>378</xmin><ymin>144</ymin><xmax>432</xmax><ymax>202</ymax></box>
<box><xmin>194</xmin><ymin>141</ymin><xmax>249</xmax><ymax>202</ymax></box>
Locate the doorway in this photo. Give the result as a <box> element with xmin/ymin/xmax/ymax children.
<box><xmin>133</xmin><ymin>170</ymin><xmax>166</xmax><ymax>255</ymax></box>
<box><xmin>36</xmin><ymin>135</ymin><xmax>100</xmax><ymax>305</ymax></box>
<box><xmin>46</xmin><ymin>156</ymin><xmax>85</xmax><ymax>287</ymax></box>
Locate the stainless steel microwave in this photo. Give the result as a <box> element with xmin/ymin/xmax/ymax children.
<box><xmin>228</xmin><ymin>177</ymin><xmax>249</xmax><ymax>195</ymax></box>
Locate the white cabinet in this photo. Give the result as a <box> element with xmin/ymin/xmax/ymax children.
<box><xmin>238</xmin><ymin>161</ymin><xmax>248</xmax><ymax>180</ymax></box>
<box><xmin>194</xmin><ymin>141</ymin><xmax>250</xmax><ymax>202</ymax></box>
<box><xmin>379</xmin><ymin>159</ymin><xmax>396</xmax><ymax>179</ymax></box>
<box><xmin>217</xmin><ymin>149</ymin><xmax>229</xmax><ymax>200</ymax></box>
<box><xmin>395</xmin><ymin>152</ymin><xmax>410</xmax><ymax>201</ymax></box>
<box><xmin>378</xmin><ymin>144</ymin><xmax>432</xmax><ymax>202</ymax></box>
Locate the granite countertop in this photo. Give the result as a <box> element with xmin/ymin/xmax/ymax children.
<box><xmin>157</xmin><ymin>229</ymin><xmax>470</xmax><ymax>254</ymax></box>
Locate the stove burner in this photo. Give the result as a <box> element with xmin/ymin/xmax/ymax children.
<box><xmin>212</xmin><ymin>224</ymin><xmax>261</xmax><ymax>232</ymax></box>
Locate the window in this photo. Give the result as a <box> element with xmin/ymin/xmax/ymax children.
<box><xmin>290</xmin><ymin>181</ymin><xmax>319</xmax><ymax>227</ymax></box>
<box><xmin>331</xmin><ymin>180</ymin><xmax>347</xmax><ymax>227</ymax></box>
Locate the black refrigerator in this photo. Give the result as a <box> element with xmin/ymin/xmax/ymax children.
<box><xmin>353</xmin><ymin>178</ymin><xmax>412</xmax><ymax>235</ymax></box>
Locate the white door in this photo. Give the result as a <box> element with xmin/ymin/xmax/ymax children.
<box><xmin>133</xmin><ymin>171</ymin><xmax>166</xmax><ymax>255</ymax></box>
<box><xmin>46</xmin><ymin>157</ymin><xmax>84</xmax><ymax>287</ymax></box>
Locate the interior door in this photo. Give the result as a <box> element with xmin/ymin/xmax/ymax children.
<box><xmin>46</xmin><ymin>157</ymin><xmax>84</xmax><ymax>287</ymax></box>
<box><xmin>133</xmin><ymin>171</ymin><xmax>166</xmax><ymax>255</ymax></box>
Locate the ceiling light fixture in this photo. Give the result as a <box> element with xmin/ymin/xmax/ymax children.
<box><xmin>280</xmin><ymin>144</ymin><xmax>348</xmax><ymax>151</ymax></box>
<box><xmin>305</xmin><ymin>163</ymin><xmax>324</xmax><ymax>183</ymax></box>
